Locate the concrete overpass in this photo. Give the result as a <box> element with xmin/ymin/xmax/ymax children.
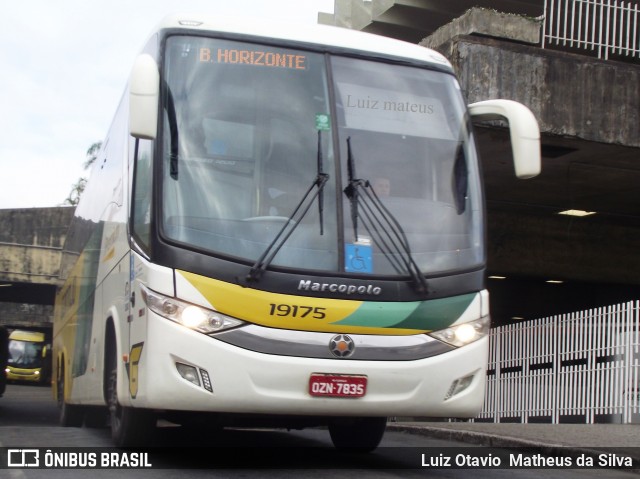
<box><xmin>318</xmin><ymin>0</ymin><xmax>543</xmax><ymax>43</ymax></box>
<box><xmin>0</xmin><ymin>207</ymin><xmax>74</xmax><ymax>330</ymax></box>
<box><xmin>320</xmin><ymin>1</ymin><xmax>640</xmax><ymax>323</ymax></box>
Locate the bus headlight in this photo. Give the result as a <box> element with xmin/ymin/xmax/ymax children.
<box><xmin>428</xmin><ymin>316</ymin><xmax>490</xmax><ymax>348</ymax></box>
<box><xmin>140</xmin><ymin>284</ymin><xmax>245</xmax><ymax>334</ymax></box>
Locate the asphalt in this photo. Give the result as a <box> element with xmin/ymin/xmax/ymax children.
<box><xmin>388</xmin><ymin>421</ymin><xmax>640</xmax><ymax>470</ymax></box>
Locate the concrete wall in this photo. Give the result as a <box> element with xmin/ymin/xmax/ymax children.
<box><xmin>423</xmin><ymin>32</ymin><xmax>640</xmax><ymax>148</ymax></box>
<box><xmin>417</xmin><ymin>9</ymin><xmax>640</xmax><ymax>287</ymax></box>
<box><xmin>445</xmin><ymin>37</ymin><xmax>640</xmax><ymax>284</ymax></box>
<box><xmin>0</xmin><ymin>207</ymin><xmax>74</xmax><ymax>286</ymax></box>
<box><xmin>0</xmin><ymin>303</ymin><xmax>53</xmax><ymax>329</ymax></box>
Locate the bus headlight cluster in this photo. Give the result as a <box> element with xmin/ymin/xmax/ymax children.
<box><xmin>428</xmin><ymin>316</ymin><xmax>490</xmax><ymax>348</ymax></box>
<box><xmin>140</xmin><ymin>284</ymin><xmax>245</xmax><ymax>334</ymax></box>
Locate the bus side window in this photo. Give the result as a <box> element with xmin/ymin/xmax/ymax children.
<box><xmin>132</xmin><ymin>139</ymin><xmax>153</xmax><ymax>249</ymax></box>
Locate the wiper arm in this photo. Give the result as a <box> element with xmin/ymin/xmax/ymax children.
<box><xmin>246</xmin><ymin>141</ymin><xmax>329</xmax><ymax>283</ymax></box>
<box><xmin>343</xmin><ymin>137</ymin><xmax>360</xmax><ymax>240</ymax></box>
<box><xmin>317</xmin><ymin>130</ymin><xmax>326</xmax><ymax>235</ymax></box>
<box><xmin>342</xmin><ymin>138</ymin><xmax>428</xmax><ymax>294</ymax></box>
<box><xmin>164</xmin><ymin>84</ymin><xmax>179</xmax><ymax>180</ymax></box>
<box><xmin>359</xmin><ymin>184</ymin><xmax>429</xmax><ymax>294</ymax></box>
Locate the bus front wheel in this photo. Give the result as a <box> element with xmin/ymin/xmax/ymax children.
<box><xmin>106</xmin><ymin>361</ymin><xmax>155</xmax><ymax>447</ymax></box>
<box><xmin>57</xmin><ymin>364</ymin><xmax>83</xmax><ymax>427</ymax></box>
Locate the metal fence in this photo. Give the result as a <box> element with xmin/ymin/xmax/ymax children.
<box><xmin>542</xmin><ymin>0</ymin><xmax>640</xmax><ymax>59</ymax></box>
<box><xmin>477</xmin><ymin>300</ymin><xmax>640</xmax><ymax>423</ymax></box>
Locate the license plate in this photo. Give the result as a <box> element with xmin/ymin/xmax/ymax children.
<box><xmin>308</xmin><ymin>374</ymin><xmax>367</xmax><ymax>398</ymax></box>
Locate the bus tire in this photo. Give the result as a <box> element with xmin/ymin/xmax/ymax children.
<box><xmin>328</xmin><ymin>417</ymin><xmax>387</xmax><ymax>452</ymax></box>
<box><xmin>107</xmin><ymin>362</ymin><xmax>155</xmax><ymax>447</ymax></box>
<box><xmin>57</xmin><ymin>364</ymin><xmax>83</xmax><ymax>427</ymax></box>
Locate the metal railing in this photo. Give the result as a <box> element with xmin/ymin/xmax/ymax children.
<box><xmin>477</xmin><ymin>301</ymin><xmax>640</xmax><ymax>423</ymax></box>
<box><xmin>542</xmin><ymin>0</ymin><xmax>640</xmax><ymax>60</ymax></box>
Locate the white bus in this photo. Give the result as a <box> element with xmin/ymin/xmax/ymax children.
<box><xmin>53</xmin><ymin>14</ymin><xmax>540</xmax><ymax>450</ymax></box>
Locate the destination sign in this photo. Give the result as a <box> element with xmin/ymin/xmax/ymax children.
<box><xmin>199</xmin><ymin>47</ymin><xmax>307</xmax><ymax>70</ymax></box>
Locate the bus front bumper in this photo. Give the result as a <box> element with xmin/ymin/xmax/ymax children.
<box><xmin>125</xmin><ymin>311</ymin><xmax>489</xmax><ymax>419</ymax></box>
<box><xmin>6</xmin><ymin>367</ymin><xmax>43</xmax><ymax>383</ymax></box>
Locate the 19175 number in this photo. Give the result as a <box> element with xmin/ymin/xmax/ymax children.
<box><xmin>269</xmin><ymin>303</ymin><xmax>326</xmax><ymax>319</ymax></box>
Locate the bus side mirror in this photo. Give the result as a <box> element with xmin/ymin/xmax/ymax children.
<box><xmin>129</xmin><ymin>54</ymin><xmax>159</xmax><ymax>140</ymax></box>
<box><xmin>468</xmin><ymin>99</ymin><xmax>541</xmax><ymax>179</ymax></box>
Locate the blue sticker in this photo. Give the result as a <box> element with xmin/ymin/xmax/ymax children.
<box><xmin>210</xmin><ymin>140</ymin><xmax>228</xmax><ymax>155</ymax></box>
<box><xmin>345</xmin><ymin>242</ymin><xmax>373</xmax><ymax>273</ymax></box>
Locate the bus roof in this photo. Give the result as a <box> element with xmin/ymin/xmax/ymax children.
<box><xmin>155</xmin><ymin>13</ymin><xmax>452</xmax><ymax>71</ymax></box>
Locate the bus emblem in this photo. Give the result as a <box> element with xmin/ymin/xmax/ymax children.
<box><xmin>329</xmin><ymin>335</ymin><xmax>355</xmax><ymax>358</ymax></box>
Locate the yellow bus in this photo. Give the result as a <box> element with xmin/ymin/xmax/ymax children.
<box><xmin>6</xmin><ymin>330</ymin><xmax>50</xmax><ymax>384</ymax></box>
<box><xmin>0</xmin><ymin>326</ymin><xmax>7</xmax><ymax>395</ymax></box>
<box><xmin>53</xmin><ymin>14</ymin><xmax>539</xmax><ymax>449</ymax></box>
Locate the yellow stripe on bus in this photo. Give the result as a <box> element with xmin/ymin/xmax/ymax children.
<box><xmin>177</xmin><ymin>270</ymin><xmax>424</xmax><ymax>335</ymax></box>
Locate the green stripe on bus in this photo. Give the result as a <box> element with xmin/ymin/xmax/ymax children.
<box><xmin>335</xmin><ymin>293</ymin><xmax>476</xmax><ymax>331</ymax></box>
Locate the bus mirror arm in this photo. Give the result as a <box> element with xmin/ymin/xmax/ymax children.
<box><xmin>468</xmin><ymin>99</ymin><xmax>541</xmax><ymax>179</ymax></box>
<box><xmin>129</xmin><ymin>54</ymin><xmax>160</xmax><ymax>140</ymax></box>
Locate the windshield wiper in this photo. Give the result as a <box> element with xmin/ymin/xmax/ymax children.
<box><xmin>246</xmin><ymin>132</ymin><xmax>329</xmax><ymax>283</ymax></box>
<box><xmin>343</xmin><ymin>137</ymin><xmax>360</xmax><ymax>241</ymax></box>
<box><xmin>343</xmin><ymin>137</ymin><xmax>429</xmax><ymax>294</ymax></box>
<box><xmin>317</xmin><ymin>130</ymin><xmax>326</xmax><ymax>235</ymax></box>
<box><xmin>164</xmin><ymin>84</ymin><xmax>179</xmax><ymax>180</ymax></box>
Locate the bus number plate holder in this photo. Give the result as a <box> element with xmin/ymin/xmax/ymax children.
<box><xmin>308</xmin><ymin>374</ymin><xmax>367</xmax><ymax>398</ymax></box>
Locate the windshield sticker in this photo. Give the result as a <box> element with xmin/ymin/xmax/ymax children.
<box><xmin>345</xmin><ymin>240</ymin><xmax>373</xmax><ymax>273</ymax></box>
<box><xmin>199</xmin><ymin>47</ymin><xmax>307</xmax><ymax>70</ymax></box>
<box><xmin>337</xmin><ymin>82</ymin><xmax>452</xmax><ymax>139</ymax></box>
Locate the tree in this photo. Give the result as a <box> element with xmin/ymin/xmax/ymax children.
<box><xmin>62</xmin><ymin>177</ymin><xmax>88</xmax><ymax>207</ymax></box>
<box><xmin>62</xmin><ymin>142</ymin><xmax>102</xmax><ymax>206</ymax></box>
<box><xmin>83</xmin><ymin>142</ymin><xmax>101</xmax><ymax>170</ymax></box>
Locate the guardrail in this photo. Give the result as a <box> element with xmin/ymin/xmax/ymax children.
<box><xmin>542</xmin><ymin>0</ymin><xmax>640</xmax><ymax>60</ymax></box>
<box><xmin>477</xmin><ymin>300</ymin><xmax>640</xmax><ymax>423</ymax></box>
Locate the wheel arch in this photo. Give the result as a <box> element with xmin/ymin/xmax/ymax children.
<box><xmin>54</xmin><ymin>346</ymin><xmax>70</xmax><ymax>403</ymax></box>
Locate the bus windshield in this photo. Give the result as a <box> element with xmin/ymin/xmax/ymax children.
<box><xmin>8</xmin><ymin>340</ymin><xmax>43</xmax><ymax>369</ymax></box>
<box><xmin>160</xmin><ymin>36</ymin><xmax>483</xmax><ymax>277</ymax></box>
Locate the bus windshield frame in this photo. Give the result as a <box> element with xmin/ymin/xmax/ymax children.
<box><xmin>156</xmin><ymin>35</ymin><xmax>485</xmax><ymax>280</ymax></box>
